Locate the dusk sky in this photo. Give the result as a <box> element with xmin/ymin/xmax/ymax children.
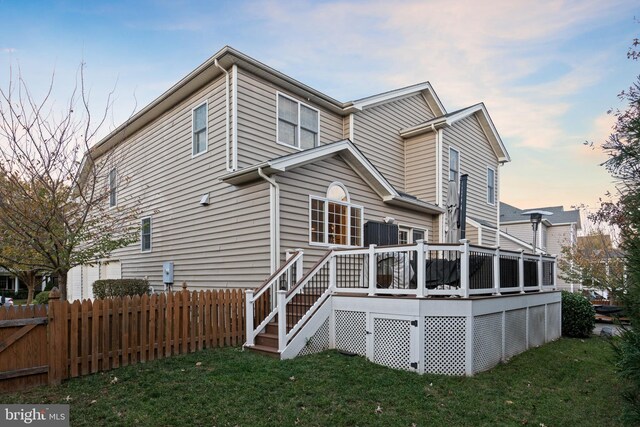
<box><xmin>1</xmin><ymin>0</ymin><xmax>638</xmax><ymax>216</ymax></box>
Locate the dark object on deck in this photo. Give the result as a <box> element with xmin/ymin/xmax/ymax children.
<box><xmin>423</xmin><ymin>255</ymin><xmax>487</xmax><ymax>289</ymax></box>
<box><xmin>364</xmin><ymin>221</ymin><xmax>399</xmax><ymax>247</ymax></box>
<box><xmin>594</xmin><ymin>305</ymin><xmax>625</xmax><ymax>316</ymax></box>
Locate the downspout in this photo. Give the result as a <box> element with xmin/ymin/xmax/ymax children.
<box><xmin>213</xmin><ymin>59</ymin><xmax>230</xmax><ymax>171</ymax></box>
<box><xmin>258</xmin><ymin>167</ymin><xmax>280</xmax><ymax>273</ymax></box>
<box><xmin>434</xmin><ymin>124</ymin><xmax>445</xmax><ymax>243</ymax></box>
<box><xmin>231</xmin><ymin>64</ymin><xmax>238</xmax><ymax>171</ymax></box>
<box><xmin>496</xmin><ymin>162</ymin><xmax>502</xmax><ymax>246</ymax></box>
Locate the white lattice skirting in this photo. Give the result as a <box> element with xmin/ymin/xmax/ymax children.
<box><xmin>289</xmin><ymin>291</ymin><xmax>561</xmax><ymax>376</ymax></box>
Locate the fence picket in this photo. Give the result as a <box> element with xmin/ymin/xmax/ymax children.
<box><xmin>91</xmin><ymin>299</ymin><xmax>100</xmax><ymax>374</ymax></box>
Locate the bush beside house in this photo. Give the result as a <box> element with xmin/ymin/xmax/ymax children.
<box><xmin>92</xmin><ymin>279</ymin><xmax>150</xmax><ymax>299</ymax></box>
<box><xmin>561</xmin><ymin>291</ymin><xmax>595</xmax><ymax>338</ymax></box>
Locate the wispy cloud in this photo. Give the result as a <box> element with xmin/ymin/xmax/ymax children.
<box><xmin>1</xmin><ymin>48</ymin><xmax>16</xmax><ymax>53</ymax></box>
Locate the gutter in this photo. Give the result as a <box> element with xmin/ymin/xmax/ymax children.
<box><xmin>258</xmin><ymin>167</ymin><xmax>280</xmax><ymax>273</ymax></box>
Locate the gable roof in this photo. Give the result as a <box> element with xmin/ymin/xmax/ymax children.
<box><xmin>500</xmin><ymin>202</ymin><xmax>581</xmax><ymax>228</ymax></box>
<box><xmin>347</xmin><ymin>82</ymin><xmax>446</xmax><ymax>116</ymax></box>
<box><xmin>398</xmin><ymin>103</ymin><xmax>510</xmax><ymax>163</ymax></box>
<box><xmin>220</xmin><ymin>140</ymin><xmax>444</xmax><ymax>215</ymax></box>
<box><xmin>89</xmin><ymin>46</ymin><xmax>446</xmax><ymax>161</ymax></box>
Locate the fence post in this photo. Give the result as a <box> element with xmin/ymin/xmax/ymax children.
<box><xmin>494</xmin><ymin>247</ymin><xmax>501</xmax><ymax>296</ymax></box>
<box><xmin>277</xmin><ymin>290</ymin><xmax>287</xmax><ymax>352</ymax></box>
<box><xmin>368</xmin><ymin>244</ymin><xmax>377</xmax><ymax>296</ymax></box>
<box><xmin>245</xmin><ymin>289</ymin><xmax>254</xmax><ymax>347</ymax></box>
<box><xmin>47</xmin><ymin>287</ymin><xmax>64</xmax><ymax>386</ymax></box>
<box><xmin>416</xmin><ymin>240</ymin><xmax>426</xmax><ymax>298</ymax></box>
<box><xmin>518</xmin><ymin>249</ymin><xmax>525</xmax><ymax>294</ymax></box>
<box><xmin>460</xmin><ymin>239</ymin><xmax>470</xmax><ymax>298</ymax></box>
<box><xmin>538</xmin><ymin>253</ymin><xmax>544</xmax><ymax>292</ymax></box>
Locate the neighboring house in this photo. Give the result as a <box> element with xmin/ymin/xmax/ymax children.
<box><xmin>0</xmin><ymin>268</ymin><xmax>19</xmax><ymax>294</ymax></box>
<box><xmin>68</xmin><ymin>46</ymin><xmax>511</xmax><ymax>298</ymax></box>
<box><xmin>499</xmin><ymin>202</ymin><xmax>581</xmax><ymax>289</ymax></box>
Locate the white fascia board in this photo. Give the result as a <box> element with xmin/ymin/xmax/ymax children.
<box><xmin>383</xmin><ymin>195</ymin><xmax>445</xmax><ymax>214</ymax></box>
<box><xmin>349</xmin><ymin>82</ymin><xmax>445</xmax><ymax>113</ymax></box>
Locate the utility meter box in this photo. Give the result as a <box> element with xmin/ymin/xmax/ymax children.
<box><xmin>163</xmin><ymin>261</ymin><xmax>174</xmax><ymax>284</ymax></box>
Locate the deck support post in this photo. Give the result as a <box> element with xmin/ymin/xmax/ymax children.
<box><xmin>295</xmin><ymin>249</ymin><xmax>304</xmax><ymax>284</ymax></box>
<box><xmin>277</xmin><ymin>290</ymin><xmax>287</xmax><ymax>352</ymax></box>
<box><xmin>460</xmin><ymin>239</ymin><xmax>470</xmax><ymax>298</ymax></box>
<box><xmin>518</xmin><ymin>249</ymin><xmax>525</xmax><ymax>294</ymax></box>
<box><xmin>493</xmin><ymin>247</ymin><xmax>501</xmax><ymax>295</ymax></box>
<box><xmin>552</xmin><ymin>255</ymin><xmax>558</xmax><ymax>290</ymax></box>
<box><xmin>329</xmin><ymin>252</ymin><xmax>336</xmax><ymax>292</ymax></box>
<box><xmin>368</xmin><ymin>244</ymin><xmax>377</xmax><ymax>296</ymax></box>
<box><xmin>416</xmin><ymin>240</ymin><xmax>426</xmax><ymax>298</ymax></box>
<box><xmin>245</xmin><ymin>290</ymin><xmax>255</xmax><ymax>346</ymax></box>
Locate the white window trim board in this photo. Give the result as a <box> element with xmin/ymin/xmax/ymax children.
<box><xmin>141</xmin><ymin>216</ymin><xmax>152</xmax><ymax>253</ymax></box>
<box><xmin>276</xmin><ymin>91</ymin><xmax>321</xmax><ymax>151</ymax></box>
<box><xmin>191</xmin><ymin>100</ymin><xmax>209</xmax><ymax>158</ymax></box>
<box><xmin>308</xmin><ymin>194</ymin><xmax>364</xmax><ymax>248</ymax></box>
<box><xmin>486</xmin><ymin>166</ymin><xmax>496</xmax><ymax>206</ymax></box>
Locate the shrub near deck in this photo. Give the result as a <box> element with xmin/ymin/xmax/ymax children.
<box><xmin>1</xmin><ymin>337</ymin><xmax>621</xmax><ymax>426</ymax></box>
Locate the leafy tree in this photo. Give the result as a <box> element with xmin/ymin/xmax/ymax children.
<box><xmin>559</xmin><ymin>228</ymin><xmax>625</xmax><ymax>302</ymax></box>
<box><xmin>0</xmin><ymin>65</ymin><xmax>140</xmax><ymax>300</ymax></box>
<box><xmin>592</xmin><ymin>25</ymin><xmax>640</xmax><ymax>423</ymax></box>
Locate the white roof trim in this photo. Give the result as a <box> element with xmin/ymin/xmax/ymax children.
<box><xmin>348</xmin><ymin>82</ymin><xmax>446</xmax><ymax>115</ymax></box>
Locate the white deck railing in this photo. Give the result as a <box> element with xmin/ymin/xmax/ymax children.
<box><xmin>245</xmin><ymin>240</ymin><xmax>557</xmax><ymax>352</ymax></box>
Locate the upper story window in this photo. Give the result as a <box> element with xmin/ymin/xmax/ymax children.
<box><xmin>141</xmin><ymin>217</ymin><xmax>152</xmax><ymax>252</ymax></box>
<box><xmin>108</xmin><ymin>168</ymin><xmax>117</xmax><ymax>208</ymax></box>
<box><xmin>449</xmin><ymin>147</ymin><xmax>460</xmax><ymax>184</ymax></box>
<box><xmin>487</xmin><ymin>167</ymin><xmax>496</xmax><ymax>205</ymax></box>
<box><xmin>277</xmin><ymin>93</ymin><xmax>319</xmax><ymax>150</ymax></box>
<box><xmin>192</xmin><ymin>102</ymin><xmax>208</xmax><ymax>156</ymax></box>
<box><xmin>310</xmin><ymin>183</ymin><xmax>363</xmax><ymax>247</ymax></box>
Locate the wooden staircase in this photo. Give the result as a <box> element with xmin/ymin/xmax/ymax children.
<box><xmin>248</xmin><ymin>291</ymin><xmax>323</xmax><ymax>358</ymax></box>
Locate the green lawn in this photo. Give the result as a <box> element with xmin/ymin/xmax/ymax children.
<box><xmin>3</xmin><ymin>338</ymin><xmax>621</xmax><ymax>426</ymax></box>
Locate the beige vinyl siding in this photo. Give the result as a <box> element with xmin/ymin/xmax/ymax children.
<box><xmin>465</xmin><ymin>224</ymin><xmax>479</xmax><ymax>246</ymax></box>
<box><xmin>546</xmin><ymin>225</ymin><xmax>572</xmax><ymax>256</ymax></box>
<box><xmin>277</xmin><ymin>154</ymin><xmax>436</xmax><ymax>270</ymax></box>
<box><xmin>105</xmin><ymin>73</ymin><xmax>271</xmax><ymax>290</ymax></box>
<box><xmin>500</xmin><ymin>222</ymin><xmax>533</xmax><ymax>246</ymax></box>
<box><xmin>442</xmin><ymin>115</ymin><xmax>499</xmax><ymax>226</ymax></box>
<box><xmin>353</xmin><ymin>94</ymin><xmax>435</xmax><ymax>191</ymax></box>
<box><xmin>405</xmin><ymin>132</ymin><xmax>437</xmax><ymax>203</ymax></box>
<box><xmin>481</xmin><ymin>228</ymin><xmax>497</xmax><ymax>247</ymax></box>
<box><xmin>500</xmin><ymin>236</ymin><xmax>529</xmax><ymax>252</ymax></box>
<box><xmin>236</xmin><ymin>68</ymin><xmax>344</xmax><ymax>168</ymax></box>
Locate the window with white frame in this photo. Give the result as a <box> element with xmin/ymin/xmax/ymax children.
<box><xmin>310</xmin><ymin>183</ymin><xmax>363</xmax><ymax>247</ymax></box>
<box><xmin>487</xmin><ymin>167</ymin><xmax>495</xmax><ymax>205</ymax></box>
<box><xmin>108</xmin><ymin>168</ymin><xmax>117</xmax><ymax>208</ymax></box>
<box><xmin>277</xmin><ymin>93</ymin><xmax>319</xmax><ymax>150</ymax></box>
<box><xmin>449</xmin><ymin>147</ymin><xmax>460</xmax><ymax>184</ymax></box>
<box><xmin>141</xmin><ymin>217</ymin><xmax>152</xmax><ymax>252</ymax></box>
<box><xmin>399</xmin><ymin>226</ymin><xmax>426</xmax><ymax>244</ymax></box>
<box><xmin>192</xmin><ymin>102</ymin><xmax>208</xmax><ymax>156</ymax></box>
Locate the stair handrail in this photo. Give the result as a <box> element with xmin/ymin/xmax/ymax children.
<box><xmin>278</xmin><ymin>251</ymin><xmax>334</xmax><ymax>351</ymax></box>
<box><xmin>246</xmin><ymin>251</ymin><xmax>303</xmax><ymax>347</ymax></box>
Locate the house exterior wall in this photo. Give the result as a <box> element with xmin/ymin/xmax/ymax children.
<box><xmin>353</xmin><ymin>94</ymin><xmax>436</xmax><ymax>191</ymax></box>
<box><xmin>278</xmin><ymin>154</ymin><xmax>435</xmax><ymax>270</ymax></box>
<box><xmin>405</xmin><ymin>132</ymin><xmax>438</xmax><ymax>203</ymax></box>
<box><xmin>547</xmin><ymin>224</ymin><xmax>574</xmax><ymax>286</ymax></box>
<box><xmin>236</xmin><ymin>68</ymin><xmax>345</xmax><ymax>168</ymax></box>
<box><xmin>442</xmin><ymin>115</ymin><xmax>499</xmax><ymax>227</ymax></box>
<box><xmin>102</xmin><ymin>71</ymin><xmax>272</xmax><ymax>291</ymax></box>
<box><xmin>500</xmin><ymin>222</ymin><xmax>532</xmax><ymax>246</ymax></box>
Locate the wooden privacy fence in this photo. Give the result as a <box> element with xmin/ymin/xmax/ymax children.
<box><xmin>1</xmin><ymin>287</ymin><xmax>245</xmax><ymax>392</ymax></box>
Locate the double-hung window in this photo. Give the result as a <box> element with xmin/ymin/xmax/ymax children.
<box><xmin>487</xmin><ymin>167</ymin><xmax>496</xmax><ymax>205</ymax></box>
<box><xmin>278</xmin><ymin>93</ymin><xmax>319</xmax><ymax>150</ymax></box>
<box><xmin>449</xmin><ymin>147</ymin><xmax>460</xmax><ymax>184</ymax></box>
<box><xmin>310</xmin><ymin>183</ymin><xmax>363</xmax><ymax>247</ymax></box>
<box><xmin>399</xmin><ymin>226</ymin><xmax>426</xmax><ymax>244</ymax></box>
<box><xmin>141</xmin><ymin>217</ymin><xmax>152</xmax><ymax>253</ymax></box>
<box><xmin>108</xmin><ymin>168</ymin><xmax>117</xmax><ymax>208</ymax></box>
<box><xmin>192</xmin><ymin>102</ymin><xmax>207</xmax><ymax>156</ymax></box>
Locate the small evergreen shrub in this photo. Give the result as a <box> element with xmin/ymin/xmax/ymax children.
<box><xmin>561</xmin><ymin>291</ymin><xmax>596</xmax><ymax>338</ymax></box>
<box><xmin>92</xmin><ymin>279</ymin><xmax>150</xmax><ymax>299</ymax></box>
<box><xmin>33</xmin><ymin>291</ymin><xmax>50</xmax><ymax>305</ymax></box>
